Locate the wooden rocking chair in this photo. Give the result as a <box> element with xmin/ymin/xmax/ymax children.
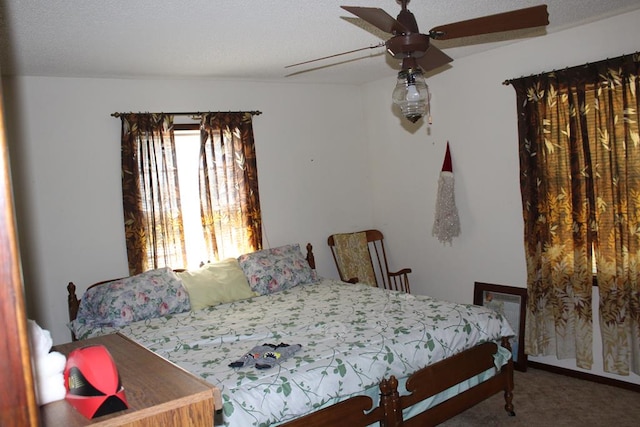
<box><xmin>328</xmin><ymin>229</ymin><xmax>411</xmax><ymax>293</ymax></box>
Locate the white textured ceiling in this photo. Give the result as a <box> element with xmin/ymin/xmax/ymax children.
<box><xmin>1</xmin><ymin>0</ymin><xmax>640</xmax><ymax>84</ymax></box>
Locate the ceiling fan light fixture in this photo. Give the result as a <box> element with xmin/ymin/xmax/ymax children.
<box><xmin>392</xmin><ymin>68</ymin><xmax>431</xmax><ymax>123</ymax></box>
<box><xmin>292</xmin><ymin>3</ymin><xmax>548</xmax><ymax>125</ymax></box>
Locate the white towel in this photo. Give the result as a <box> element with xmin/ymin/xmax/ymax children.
<box><xmin>28</xmin><ymin>319</ymin><xmax>53</xmax><ymax>355</ymax></box>
<box><xmin>34</xmin><ymin>350</ymin><xmax>66</xmax><ymax>379</ymax></box>
<box><xmin>34</xmin><ymin>351</ymin><xmax>67</xmax><ymax>405</ymax></box>
<box><xmin>28</xmin><ymin>319</ymin><xmax>67</xmax><ymax>405</ymax></box>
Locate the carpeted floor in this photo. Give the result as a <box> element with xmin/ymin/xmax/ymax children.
<box><xmin>439</xmin><ymin>367</ymin><xmax>640</xmax><ymax>426</ymax></box>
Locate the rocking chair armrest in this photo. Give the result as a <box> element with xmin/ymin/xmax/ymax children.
<box><xmin>389</xmin><ymin>268</ymin><xmax>412</xmax><ymax>277</ymax></box>
<box><xmin>387</xmin><ymin>268</ymin><xmax>412</xmax><ymax>293</ymax></box>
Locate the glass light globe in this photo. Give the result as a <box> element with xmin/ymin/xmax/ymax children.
<box><xmin>392</xmin><ymin>68</ymin><xmax>429</xmax><ymax>123</ymax></box>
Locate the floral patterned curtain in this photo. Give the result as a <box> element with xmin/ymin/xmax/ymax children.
<box><xmin>510</xmin><ymin>53</ymin><xmax>640</xmax><ymax>375</ymax></box>
<box><xmin>199</xmin><ymin>112</ymin><xmax>262</xmax><ymax>260</ymax></box>
<box><xmin>120</xmin><ymin>113</ymin><xmax>187</xmax><ymax>274</ymax></box>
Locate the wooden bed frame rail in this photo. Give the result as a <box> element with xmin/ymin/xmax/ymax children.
<box><xmin>282</xmin><ymin>340</ymin><xmax>514</xmax><ymax>427</ymax></box>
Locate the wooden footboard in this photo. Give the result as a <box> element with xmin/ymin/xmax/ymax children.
<box><xmin>398</xmin><ymin>339</ymin><xmax>514</xmax><ymax>426</ymax></box>
<box><xmin>281</xmin><ymin>339</ymin><xmax>514</xmax><ymax>427</ymax></box>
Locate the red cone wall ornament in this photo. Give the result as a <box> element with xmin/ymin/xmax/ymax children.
<box><xmin>432</xmin><ymin>142</ymin><xmax>460</xmax><ymax>244</ymax></box>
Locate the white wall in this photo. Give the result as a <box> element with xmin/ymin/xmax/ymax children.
<box><xmin>362</xmin><ymin>9</ymin><xmax>640</xmax><ymax>385</ymax></box>
<box><xmin>2</xmin><ymin>77</ymin><xmax>374</xmax><ymax>344</ymax></box>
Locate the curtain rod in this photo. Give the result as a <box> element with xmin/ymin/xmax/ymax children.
<box><xmin>502</xmin><ymin>70</ymin><xmax>552</xmax><ymax>86</ymax></box>
<box><xmin>111</xmin><ymin>110</ymin><xmax>262</xmax><ymax>118</ymax></box>
<box><xmin>503</xmin><ymin>51</ymin><xmax>640</xmax><ymax>86</ymax></box>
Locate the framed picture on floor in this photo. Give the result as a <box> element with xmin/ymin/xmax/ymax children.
<box><xmin>473</xmin><ymin>282</ymin><xmax>527</xmax><ymax>372</ymax></box>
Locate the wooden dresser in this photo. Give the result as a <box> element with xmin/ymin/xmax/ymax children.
<box><xmin>40</xmin><ymin>333</ymin><xmax>220</xmax><ymax>426</ymax></box>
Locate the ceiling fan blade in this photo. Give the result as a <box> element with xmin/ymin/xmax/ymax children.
<box><xmin>417</xmin><ymin>46</ymin><xmax>453</xmax><ymax>72</ymax></box>
<box><xmin>341</xmin><ymin>6</ymin><xmax>409</xmax><ymax>34</ymax></box>
<box><xmin>429</xmin><ymin>5</ymin><xmax>549</xmax><ymax>40</ymax></box>
<box><xmin>285</xmin><ymin>42</ymin><xmax>384</xmax><ymax>68</ymax></box>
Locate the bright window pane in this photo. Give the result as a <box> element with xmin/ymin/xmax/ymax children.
<box><xmin>175</xmin><ymin>130</ymin><xmax>208</xmax><ymax>269</ymax></box>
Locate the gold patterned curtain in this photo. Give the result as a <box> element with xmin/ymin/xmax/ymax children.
<box><xmin>120</xmin><ymin>113</ymin><xmax>187</xmax><ymax>274</ymax></box>
<box><xmin>199</xmin><ymin>112</ymin><xmax>262</xmax><ymax>260</ymax></box>
<box><xmin>510</xmin><ymin>53</ymin><xmax>640</xmax><ymax>375</ymax></box>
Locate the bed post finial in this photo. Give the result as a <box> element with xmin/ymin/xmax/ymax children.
<box><xmin>67</xmin><ymin>282</ymin><xmax>80</xmax><ymax>340</ymax></box>
<box><xmin>305</xmin><ymin>243</ymin><xmax>315</xmax><ymax>270</ymax></box>
<box><xmin>379</xmin><ymin>375</ymin><xmax>401</xmax><ymax>426</ymax></box>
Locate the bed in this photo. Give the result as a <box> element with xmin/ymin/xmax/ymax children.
<box><xmin>67</xmin><ymin>243</ymin><xmax>516</xmax><ymax>426</ymax></box>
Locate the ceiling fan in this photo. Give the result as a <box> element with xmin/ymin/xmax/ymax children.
<box><xmin>287</xmin><ymin>1</ymin><xmax>549</xmax><ymax>123</ymax></box>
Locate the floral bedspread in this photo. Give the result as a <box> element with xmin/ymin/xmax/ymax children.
<box><xmin>77</xmin><ymin>279</ymin><xmax>514</xmax><ymax>426</ymax></box>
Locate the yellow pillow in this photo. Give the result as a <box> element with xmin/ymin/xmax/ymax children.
<box><xmin>178</xmin><ymin>258</ymin><xmax>256</xmax><ymax>311</ymax></box>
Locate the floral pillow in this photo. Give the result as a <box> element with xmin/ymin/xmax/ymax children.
<box><xmin>238</xmin><ymin>244</ymin><xmax>317</xmax><ymax>295</ymax></box>
<box><xmin>71</xmin><ymin>267</ymin><xmax>191</xmax><ymax>331</ymax></box>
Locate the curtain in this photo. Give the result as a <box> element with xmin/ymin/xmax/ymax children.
<box><xmin>511</xmin><ymin>53</ymin><xmax>640</xmax><ymax>375</ymax></box>
<box><xmin>121</xmin><ymin>113</ymin><xmax>187</xmax><ymax>274</ymax></box>
<box><xmin>199</xmin><ymin>112</ymin><xmax>262</xmax><ymax>260</ymax></box>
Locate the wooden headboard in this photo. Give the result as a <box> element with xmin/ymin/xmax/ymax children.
<box><xmin>67</xmin><ymin>243</ymin><xmax>316</xmax><ymax>324</ymax></box>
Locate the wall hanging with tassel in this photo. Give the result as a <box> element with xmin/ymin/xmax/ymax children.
<box><xmin>432</xmin><ymin>142</ymin><xmax>460</xmax><ymax>245</ymax></box>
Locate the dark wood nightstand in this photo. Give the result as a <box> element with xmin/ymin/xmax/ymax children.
<box><xmin>40</xmin><ymin>333</ymin><xmax>220</xmax><ymax>426</ymax></box>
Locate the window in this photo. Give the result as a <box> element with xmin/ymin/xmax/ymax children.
<box><xmin>120</xmin><ymin>112</ymin><xmax>262</xmax><ymax>275</ymax></box>
<box><xmin>174</xmin><ymin>126</ymin><xmax>208</xmax><ymax>269</ymax></box>
<box><xmin>173</xmin><ymin>125</ymin><xmax>257</xmax><ymax>268</ymax></box>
